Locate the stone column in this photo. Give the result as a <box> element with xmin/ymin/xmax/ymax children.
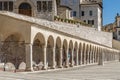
<box><xmin>65</xmin><ymin>48</ymin><xmax>69</xmax><ymax>68</ymax></box>
<box><xmin>92</xmin><ymin>50</ymin><xmax>95</xmax><ymax>63</ymax></box>
<box><xmin>80</xmin><ymin>49</ymin><xmax>83</xmax><ymax>65</ymax></box>
<box><xmin>25</xmin><ymin>43</ymin><xmax>33</xmax><ymax>71</ymax></box>
<box><xmin>70</xmin><ymin>49</ymin><xmax>74</xmax><ymax>67</ymax></box>
<box><xmin>84</xmin><ymin>47</ymin><xmax>86</xmax><ymax>64</ymax></box>
<box><xmin>76</xmin><ymin>49</ymin><xmax>79</xmax><ymax>66</ymax></box>
<box><xmin>51</xmin><ymin>47</ymin><xmax>56</xmax><ymax>69</ymax></box>
<box><xmin>98</xmin><ymin>49</ymin><xmax>104</xmax><ymax>65</ymax></box>
<box><xmin>87</xmin><ymin>49</ymin><xmax>90</xmax><ymax>64</ymax></box>
<box><xmin>119</xmin><ymin>52</ymin><xmax>120</xmax><ymax>62</ymax></box>
<box><xmin>59</xmin><ymin>48</ymin><xmax>63</xmax><ymax>68</ymax></box>
<box><xmin>42</xmin><ymin>46</ymin><xmax>47</xmax><ymax>70</ymax></box>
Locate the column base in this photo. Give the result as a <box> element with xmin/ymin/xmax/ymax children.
<box><xmin>70</xmin><ymin>64</ymin><xmax>74</xmax><ymax>67</ymax></box>
<box><xmin>51</xmin><ymin>66</ymin><xmax>56</xmax><ymax>69</ymax></box>
<box><xmin>25</xmin><ymin>67</ymin><xmax>33</xmax><ymax>72</ymax></box>
<box><xmin>58</xmin><ymin>65</ymin><xmax>63</xmax><ymax>68</ymax></box>
<box><xmin>65</xmin><ymin>65</ymin><xmax>69</xmax><ymax>68</ymax></box>
<box><xmin>42</xmin><ymin>66</ymin><xmax>47</xmax><ymax>70</ymax></box>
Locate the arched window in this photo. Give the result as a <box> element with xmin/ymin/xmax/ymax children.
<box><xmin>19</xmin><ymin>3</ymin><xmax>32</xmax><ymax>16</ymax></box>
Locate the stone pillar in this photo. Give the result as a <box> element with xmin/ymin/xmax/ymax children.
<box><xmin>80</xmin><ymin>49</ymin><xmax>83</xmax><ymax>65</ymax></box>
<box><xmin>84</xmin><ymin>47</ymin><xmax>86</xmax><ymax>64</ymax></box>
<box><xmin>70</xmin><ymin>49</ymin><xmax>74</xmax><ymax>67</ymax></box>
<box><xmin>25</xmin><ymin>43</ymin><xmax>33</xmax><ymax>71</ymax></box>
<box><xmin>98</xmin><ymin>49</ymin><xmax>104</xmax><ymax>65</ymax></box>
<box><xmin>65</xmin><ymin>48</ymin><xmax>69</xmax><ymax>68</ymax></box>
<box><xmin>87</xmin><ymin>49</ymin><xmax>90</xmax><ymax>64</ymax></box>
<box><xmin>92</xmin><ymin>50</ymin><xmax>95</xmax><ymax>63</ymax></box>
<box><xmin>59</xmin><ymin>48</ymin><xmax>63</xmax><ymax>68</ymax></box>
<box><xmin>51</xmin><ymin>47</ymin><xmax>56</xmax><ymax>69</ymax></box>
<box><xmin>42</xmin><ymin>46</ymin><xmax>47</xmax><ymax>70</ymax></box>
<box><xmin>119</xmin><ymin>52</ymin><xmax>120</xmax><ymax>62</ymax></box>
<box><xmin>86</xmin><ymin>49</ymin><xmax>89</xmax><ymax>64</ymax></box>
<box><xmin>76</xmin><ymin>49</ymin><xmax>79</xmax><ymax>66</ymax></box>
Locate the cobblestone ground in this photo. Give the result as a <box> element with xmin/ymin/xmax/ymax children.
<box><xmin>0</xmin><ymin>61</ymin><xmax>120</xmax><ymax>80</ymax></box>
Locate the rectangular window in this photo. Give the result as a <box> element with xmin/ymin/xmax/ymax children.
<box><xmin>88</xmin><ymin>20</ymin><xmax>94</xmax><ymax>25</ymax></box>
<box><xmin>0</xmin><ymin>2</ymin><xmax>2</xmax><ymax>10</ymax></box>
<box><xmin>9</xmin><ymin>1</ymin><xmax>13</xmax><ymax>11</ymax></box>
<box><xmin>73</xmin><ymin>11</ymin><xmax>76</xmax><ymax>17</ymax></box>
<box><xmin>89</xmin><ymin>10</ymin><xmax>93</xmax><ymax>16</ymax></box>
<box><xmin>37</xmin><ymin>1</ymin><xmax>42</xmax><ymax>12</ymax></box>
<box><xmin>43</xmin><ymin>1</ymin><xmax>47</xmax><ymax>12</ymax></box>
<box><xmin>48</xmin><ymin>1</ymin><xmax>52</xmax><ymax>12</ymax></box>
<box><xmin>4</xmin><ymin>2</ymin><xmax>8</xmax><ymax>11</ymax></box>
<box><xmin>81</xmin><ymin>11</ymin><xmax>84</xmax><ymax>16</ymax></box>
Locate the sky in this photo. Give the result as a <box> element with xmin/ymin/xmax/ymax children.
<box><xmin>103</xmin><ymin>0</ymin><xmax>120</xmax><ymax>26</ymax></box>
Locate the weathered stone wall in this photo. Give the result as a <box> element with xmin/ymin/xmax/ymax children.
<box><xmin>112</xmin><ymin>39</ymin><xmax>120</xmax><ymax>50</ymax></box>
<box><xmin>0</xmin><ymin>11</ymin><xmax>112</xmax><ymax>47</ymax></box>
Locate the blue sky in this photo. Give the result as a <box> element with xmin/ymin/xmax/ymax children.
<box><xmin>103</xmin><ymin>0</ymin><xmax>120</xmax><ymax>26</ymax></box>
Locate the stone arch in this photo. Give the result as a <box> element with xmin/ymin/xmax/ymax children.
<box><xmin>73</xmin><ymin>41</ymin><xmax>78</xmax><ymax>65</ymax></box>
<box><xmin>1</xmin><ymin>33</ymin><xmax>25</xmax><ymax>71</ymax></box>
<box><xmin>62</xmin><ymin>39</ymin><xmax>68</xmax><ymax>67</ymax></box>
<box><xmin>32</xmin><ymin>33</ymin><xmax>45</xmax><ymax>70</ymax></box>
<box><xmin>47</xmin><ymin>35</ymin><xmax>54</xmax><ymax>68</ymax></box>
<box><xmin>68</xmin><ymin>40</ymin><xmax>73</xmax><ymax>66</ymax></box>
<box><xmin>55</xmin><ymin>37</ymin><xmax>62</xmax><ymax>67</ymax></box>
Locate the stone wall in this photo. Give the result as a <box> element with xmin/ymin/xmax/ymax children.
<box><xmin>112</xmin><ymin>39</ymin><xmax>120</xmax><ymax>50</ymax></box>
<box><xmin>0</xmin><ymin>11</ymin><xmax>112</xmax><ymax>47</ymax></box>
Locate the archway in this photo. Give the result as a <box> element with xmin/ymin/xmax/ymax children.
<box><xmin>68</xmin><ymin>40</ymin><xmax>73</xmax><ymax>66</ymax></box>
<box><xmin>1</xmin><ymin>34</ymin><xmax>25</xmax><ymax>71</ymax></box>
<box><xmin>74</xmin><ymin>42</ymin><xmax>78</xmax><ymax>65</ymax></box>
<box><xmin>19</xmin><ymin>3</ymin><xmax>32</xmax><ymax>16</ymax></box>
<box><xmin>62</xmin><ymin>39</ymin><xmax>68</xmax><ymax>67</ymax></box>
<box><xmin>78</xmin><ymin>43</ymin><xmax>82</xmax><ymax>65</ymax></box>
<box><xmin>32</xmin><ymin>33</ymin><xmax>45</xmax><ymax>70</ymax></box>
<box><xmin>55</xmin><ymin>37</ymin><xmax>62</xmax><ymax>68</ymax></box>
<box><xmin>47</xmin><ymin>35</ymin><xmax>54</xmax><ymax>69</ymax></box>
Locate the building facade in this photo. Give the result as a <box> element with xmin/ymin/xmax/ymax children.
<box><xmin>60</xmin><ymin>0</ymin><xmax>102</xmax><ymax>31</ymax></box>
<box><xmin>0</xmin><ymin>0</ymin><xmax>57</xmax><ymax>20</ymax></box>
<box><xmin>0</xmin><ymin>0</ymin><xmax>119</xmax><ymax>72</ymax></box>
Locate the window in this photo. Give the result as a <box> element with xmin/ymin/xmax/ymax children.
<box><xmin>37</xmin><ymin>1</ymin><xmax>42</xmax><ymax>12</ymax></box>
<box><xmin>88</xmin><ymin>20</ymin><xmax>94</xmax><ymax>25</ymax></box>
<box><xmin>89</xmin><ymin>10</ymin><xmax>93</xmax><ymax>16</ymax></box>
<box><xmin>9</xmin><ymin>1</ymin><xmax>13</xmax><ymax>11</ymax></box>
<box><xmin>48</xmin><ymin>1</ymin><xmax>52</xmax><ymax>12</ymax></box>
<box><xmin>73</xmin><ymin>11</ymin><xmax>76</xmax><ymax>17</ymax></box>
<box><xmin>81</xmin><ymin>11</ymin><xmax>84</xmax><ymax>16</ymax></box>
<box><xmin>0</xmin><ymin>1</ymin><xmax>13</xmax><ymax>11</ymax></box>
<box><xmin>43</xmin><ymin>1</ymin><xmax>47</xmax><ymax>12</ymax></box>
<box><xmin>4</xmin><ymin>2</ymin><xmax>8</xmax><ymax>11</ymax></box>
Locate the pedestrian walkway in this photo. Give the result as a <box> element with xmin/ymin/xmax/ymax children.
<box><xmin>0</xmin><ymin>61</ymin><xmax>120</xmax><ymax>80</ymax></box>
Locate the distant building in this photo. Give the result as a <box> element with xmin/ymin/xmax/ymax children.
<box><xmin>60</xmin><ymin>0</ymin><xmax>103</xmax><ymax>31</ymax></box>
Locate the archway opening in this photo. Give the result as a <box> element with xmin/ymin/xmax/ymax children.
<box><xmin>1</xmin><ymin>34</ymin><xmax>25</xmax><ymax>71</ymax></box>
<box><xmin>69</xmin><ymin>40</ymin><xmax>73</xmax><ymax>67</ymax></box>
<box><xmin>32</xmin><ymin>33</ymin><xmax>45</xmax><ymax>70</ymax></box>
<box><xmin>47</xmin><ymin>36</ymin><xmax>54</xmax><ymax>69</ymax></box>
<box><xmin>62</xmin><ymin>39</ymin><xmax>67</xmax><ymax>67</ymax></box>
<box><xmin>19</xmin><ymin>3</ymin><xmax>32</xmax><ymax>16</ymax></box>
<box><xmin>56</xmin><ymin>37</ymin><xmax>61</xmax><ymax>68</ymax></box>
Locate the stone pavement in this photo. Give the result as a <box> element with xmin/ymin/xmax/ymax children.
<box><xmin>0</xmin><ymin>61</ymin><xmax>120</xmax><ymax>80</ymax></box>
